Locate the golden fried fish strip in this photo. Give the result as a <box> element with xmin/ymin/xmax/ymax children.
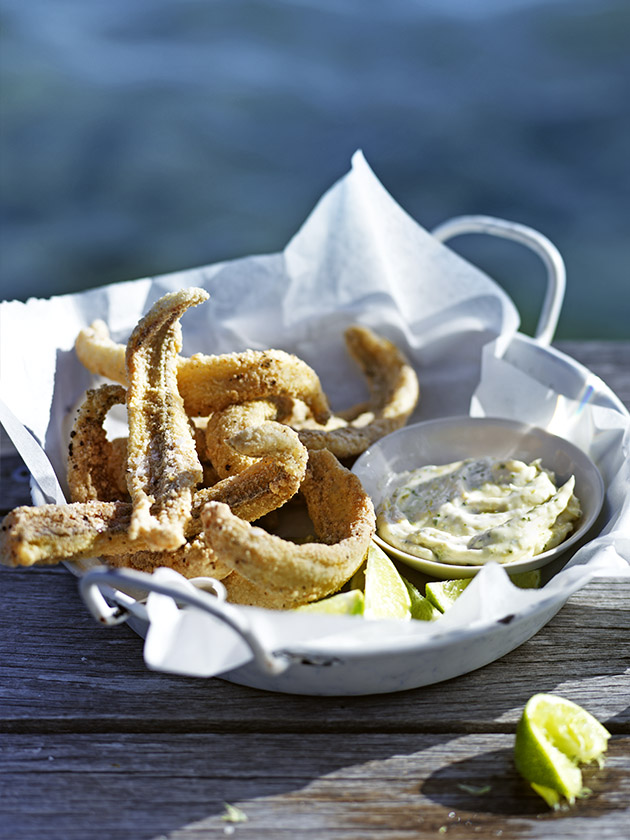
<box><xmin>75</xmin><ymin>319</ymin><xmax>128</xmax><ymax>383</ymax></box>
<box><xmin>125</xmin><ymin>288</ymin><xmax>207</xmax><ymax>550</ymax></box>
<box><xmin>204</xmin><ymin>399</ymin><xmax>279</xmax><ymax>479</ymax></box>
<box><xmin>105</xmin><ymin>420</ymin><xmax>217</xmax><ymax>499</ymax></box>
<box><xmin>67</xmin><ymin>384</ymin><xmax>127</xmax><ymax>502</ymax></box>
<box><xmin>221</xmin><ymin>571</ymin><xmax>300</xmax><ymax>610</ymax></box>
<box><xmin>0</xmin><ymin>499</ymin><xmax>231</xmax><ymax>578</ymax></box>
<box><xmin>296</xmin><ymin>325</ymin><xmax>419</xmax><ymax>457</ymax></box>
<box><xmin>75</xmin><ymin>320</ymin><xmax>330</xmax><ymax>422</ymax></box>
<box><xmin>202</xmin><ymin>421</ymin><xmax>308</xmax><ymax>520</ymax></box>
<box><xmin>0</xmin><ymin>500</ymin><xmax>136</xmax><ymax>567</ymax></box>
<box><xmin>1</xmin><ymin>424</ymin><xmax>307</xmax><ymax>568</ymax></box>
<box><xmin>107</xmin><ymin>437</ymin><xmax>130</xmax><ymax>498</ymax></box>
<box><xmin>201</xmin><ymin>449</ymin><xmax>375</xmax><ymax>607</ymax></box>
<box><xmin>103</xmin><ymin>535</ymin><xmax>232</xmax><ymax>580</ymax></box>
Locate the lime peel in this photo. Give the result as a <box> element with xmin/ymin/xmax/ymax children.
<box><xmin>402</xmin><ymin>576</ymin><xmax>441</xmax><ymax>621</ymax></box>
<box><xmin>425</xmin><ymin>578</ymin><xmax>471</xmax><ymax>613</ymax></box>
<box><xmin>296</xmin><ymin>589</ymin><xmax>364</xmax><ymax>615</ymax></box>
<box><xmin>530</xmin><ymin>782</ymin><xmax>562</xmax><ymax>810</ymax></box>
<box><xmin>221</xmin><ymin>803</ymin><xmax>248</xmax><ymax>823</ymax></box>
<box><xmin>510</xmin><ymin>569</ymin><xmax>542</xmax><ymax>589</ymax></box>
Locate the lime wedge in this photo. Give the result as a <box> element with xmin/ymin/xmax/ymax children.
<box><xmin>297</xmin><ymin>589</ymin><xmax>364</xmax><ymax>615</ymax></box>
<box><xmin>401</xmin><ymin>576</ymin><xmax>441</xmax><ymax>621</ymax></box>
<box><xmin>514</xmin><ymin>693</ymin><xmax>610</xmax><ymax>809</ymax></box>
<box><xmin>425</xmin><ymin>567</ymin><xmax>542</xmax><ymax>614</ymax></box>
<box><xmin>364</xmin><ymin>542</ymin><xmax>411</xmax><ymax>620</ymax></box>
<box><xmin>425</xmin><ymin>578</ymin><xmax>471</xmax><ymax>613</ymax></box>
<box><xmin>509</xmin><ymin>569</ymin><xmax>542</xmax><ymax>589</ymax></box>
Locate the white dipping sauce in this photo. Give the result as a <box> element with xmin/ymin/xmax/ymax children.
<box><xmin>376</xmin><ymin>457</ymin><xmax>581</xmax><ymax>566</ymax></box>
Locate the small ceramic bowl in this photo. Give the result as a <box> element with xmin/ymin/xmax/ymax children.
<box><xmin>352</xmin><ymin>416</ymin><xmax>605</xmax><ymax>579</ymax></box>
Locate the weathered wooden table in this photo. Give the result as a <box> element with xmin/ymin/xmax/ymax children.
<box><xmin>1</xmin><ymin>341</ymin><xmax>628</xmax><ymax>840</ymax></box>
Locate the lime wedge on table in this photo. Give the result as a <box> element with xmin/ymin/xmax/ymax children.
<box><xmin>364</xmin><ymin>542</ymin><xmax>411</xmax><ymax>620</ymax></box>
<box><xmin>297</xmin><ymin>589</ymin><xmax>365</xmax><ymax>615</ymax></box>
<box><xmin>514</xmin><ymin>693</ymin><xmax>610</xmax><ymax>809</ymax></box>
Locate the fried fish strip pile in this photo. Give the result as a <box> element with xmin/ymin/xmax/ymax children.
<box><xmin>1</xmin><ymin>287</ymin><xmax>427</xmax><ymax>611</ymax></box>
<box><xmin>102</xmin><ymin>421</ymin><xmax>308</xmax><ymax>579</ymax></box>
<box><xmin>1</xmin><ymin>419</ymin><xmax>308</xmax><ymax>568</ymax></box>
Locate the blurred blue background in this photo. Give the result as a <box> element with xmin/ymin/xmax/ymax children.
<box><xmin>1</xmin><ymin>0</ymin><xmax>628</xmax><ymax>338</ymax></box>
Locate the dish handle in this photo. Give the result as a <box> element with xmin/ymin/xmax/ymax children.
<box><xmin>79</xmin><ymin>566</ymin><xmax>291</xmax><ymax>676</ymax></box>
<box><xmin>431</xmin><ymin>215</ymin><xmax>566</xmax><ymax>346</ymax></box>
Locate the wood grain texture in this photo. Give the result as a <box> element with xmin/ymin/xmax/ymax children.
<box><xmin>1</xmin><ymin>569</ymin><xmax>628</xmax><ymax>733</ymax></box>
<box><xmin>1</xmin><ymin>732</ymin><xmax>628</xmax><ymax>840</ymax></box>
<box><xmin>1</xmin><ymin>341</ymin><xmax>629</xmax><ymax>839</ymax></box>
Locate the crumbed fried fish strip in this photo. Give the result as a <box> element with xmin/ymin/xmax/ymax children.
<box><xmin>0</xmin><ymin>501</ymin><xmax>229</xmax><ymax>576</ymax></box>
<box><xmin>295</xmin><ymin>325</ymin><xmax>419</xmax><ymax>457</ymax></box>
<box><xmin>125</xmin><ymin>288</ymin><xmax>207</xmax><ymax>550</ymax></box>
<box><xmin>1</xmin><ymin>423</ymin><xmax>307</xmax><ymax>568</ymax></box>
<box><xmin>0</xmin><ymin>500</ymin><xmax>136</xmax><ymax>567</ymax></box>
<box><xmin>102</xmin><ymin>422</ymin><xmax>219</xmax><ymax>501</ymax></box>
<box><xmin>205</xmin><ymin>421</ymin><xmax>308</xmax><ymax>521</ymax></box>
<box><xmin>204</xmin><ymin>399</ymin><xmax>279</xmax><ymax>479</ymax></box>
<box><xmin>201</xmin><ymin>449</ymin><xmax>375</xmax><ymax>608</ymax></box>
<box><xmin>103</xmin><ymin>535</ymin><xmax>232</xmax><ymax>580</ymax></box>
<box><xmin>75</xmin><ymin>320</ymin><xmax>330</xmax><ymax>422</ymax></box>
<box><xmin>67</xmin><ymin>384</ymin><xmax>127</xmax><ymax>502</ymax></box>
<box><xmin>221</xmin><ymin>571</ymin><xmax>300</xmax><ymax>610</ymax></box>
<box><xmin>107</xmin><ymin>437</ymin><xmax>131</xmax><ymax>498</ymax></box>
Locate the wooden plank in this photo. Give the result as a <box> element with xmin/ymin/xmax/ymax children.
<box><xmin>0</xmin><ymin>447</ymin><xmax>32</xmax><ymax>511</ymax></box>
<box><xmin>1</xmin><ymin>567</ymin><xmax>628</xmax><ymax>732</ymax></box>
<box><xmin>1</xmin><ymin>732</ymin><xmax>628</xmax><ymax>839</ymax></box>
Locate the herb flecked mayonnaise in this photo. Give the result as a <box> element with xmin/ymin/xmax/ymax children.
<box><xmin>376</xmin><ymin>458</ymin><xmax>581</xmax><ymax>566</ymax></box>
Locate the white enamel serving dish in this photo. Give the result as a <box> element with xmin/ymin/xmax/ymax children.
<box><xmin>74</xmin><ymin>216</ymin><xmax>625</xmax><ymax>696</ymax></box>
<box><xmin>12</xmin><ymin>215</ymin><xmax>626</xmax><ymax>696</ymax></box>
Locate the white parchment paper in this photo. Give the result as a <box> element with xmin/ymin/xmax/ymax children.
<box><xmin>1</xmin><ymin>151</ymin><xmax>628</xmax><ymax>681</ymax></box>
